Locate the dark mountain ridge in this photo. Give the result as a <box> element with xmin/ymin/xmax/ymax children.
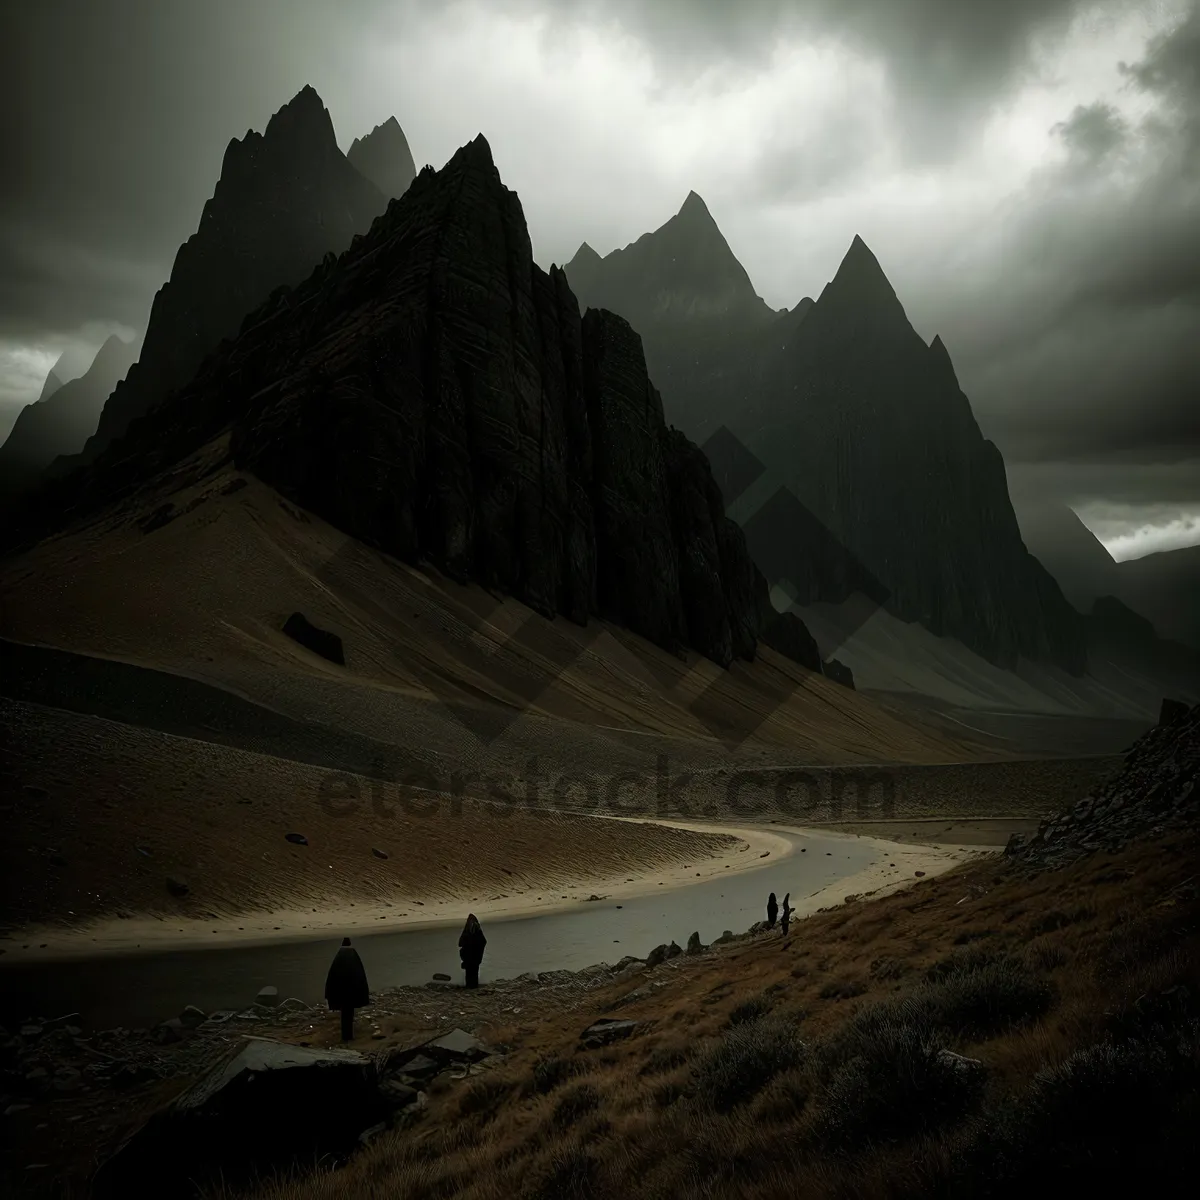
<box><xmin>70</xmin><ymin>86</ymin><xmax>396</xmax><ymax>467</ymax></box>
<box><xmin>8</xmin><ymin>133</ymin><xmax>822</xmax><ymax>677</ymax></box>
<box><xmin>347</xmin><ymin>116</ymin><xmax>416</xmax><ymax>201</ymax></box>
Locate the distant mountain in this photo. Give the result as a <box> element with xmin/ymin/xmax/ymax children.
<box><xmin>565</xmin><ymin>193</ymin><xmax>786</xmax><ymax>437</ymax></box>
<box><xmin>73</xmin><ymin>86</ymin><xmax>393</xmax><ymax>465</ymax></box>
<box><xmin>1010</xmin><ymin>496</ymin><xmax>1119</xmax><ymax>611</ymax></box>
<box><xmin>37</xmin><ymin>365</ymin><xmax>65</xmax><ymax>403</ymax></box>
<box><xmin>14</xmin><ymin>137</ymin><xmax>824</xmax><ymax>678</ymax></box>
<box><xmin>0</xmin><ymin>335</ymin><xmax>138</xmax><ymax>494</ymax></box>
<box><xmin>1114</xmin><ymin>544</ymin><xmax>1200</xmax><ymax>650</ymax></box>
<box><xmin>347</xmin><ymin>116</ymin><xmax>416</xmax><ymax>201</ymax></box>
<box><xmin>569</xmin><ymin>214</ymin><xmax>1087</xmax><ymax>674</ymax></box>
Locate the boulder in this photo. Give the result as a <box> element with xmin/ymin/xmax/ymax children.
<box><xmin>666</xmin><ymin>941</ymin><xmax>683</xmax><ymax>959</ymax></box>
<box><xmin>282</xmin><ymin>613</ymin><xmax>345</xmax><ymax>666</ymax></box>
<box><xmin>686</xmin><ymin>931</ymin><xmax>704</xmax><ymax>955</ymax></box>
<box><xmin>284</xmin><ymin>832</ymin><xmax>309</xmax><ymax>845</ymax></box>
<box><xmin>579</xmin><ymin>1018</ymin><xmax>639</xmax><ymax>1049</ymax></box>
<box><xmin>92</xmin><ymin>1038</ymin><xmax>385</xmax><ymax>1200</ymax></box>
<box><xmin>822</xmin><ymin>658</ymin><xmax>855</xmax><ymax>689</ymax></box>
<box><xmin>645</xmin><ymin>944</ymin><xmax>669</xmax><ymax>968</ymax></box>
<box><xmin>165</xmin><ymin>876</ymin><xmax>189</xmax><ymax>898</ymax></box>
<box><xmin>256</xmin><ymin>987</ymin><xmax>279</xmax><ymax>1008</ymax></box>
<box><xmin>179</xmin><ymin>1006</ymin><xmax>207</xmax><ymax>1029</ymax></box>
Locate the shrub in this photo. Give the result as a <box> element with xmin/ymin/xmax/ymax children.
<box><xmin>727</xmin><ymin>995</ymin><xmax>773</xmax><ymax>1027</ymax></box>
<box><xmin>550</xmin><ymin>1083</ymin><xmax>602</xmax><ymax>1130</ymax></box>
<box><xmin>922</xmin><ymin>947</ymin><xmax>1056</xmax><ymax>1038</ymax></box>
<box><xmin>638</xmin><ymin>1044</ymin><xmax>690</xmax><ymax>1077</ymax></box>
<box><xmin>457</xmin><ymin>1075</ymin><xmax>516</xmax><ymax>1121</ymax></box>
<box><xmin>815</xmin><ymin>1020</ymin><xmax>986</xmax><ymax>1146</ymax></box>
<box><xmin>962</xmin><ymin>1023</ymin><xmax>1200</xmax><ymax>1194</ymax></box>
<box><xmin>693</xmin><ymin>1016</ymin><xmax>806</xmax><ymax>1113</ymax></box>
<box><xmin>526</xmin><ymin>1056</ymin><xmax>583</xmax><ymax>1097</ymax></box>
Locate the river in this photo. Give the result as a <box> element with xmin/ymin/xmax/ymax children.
<box><xmin>0</xmin><ymin>829</ymin><xmax>881</xmax><ymax>1029</ymax></box>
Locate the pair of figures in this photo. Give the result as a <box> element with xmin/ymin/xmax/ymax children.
<box><xmin>323</xmin><ymin>913</ymin><xmax>488</xmax><ymax>1041</ymax></box>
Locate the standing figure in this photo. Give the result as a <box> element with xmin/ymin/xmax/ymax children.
<box><xmin>780</xmin><ymin>892</ymin><xmax>792</xmax><ymax>938</ymax></box>
<box><xmin>459</xmin><ymin>913</ymin><xmax>487</xmax><ymax>989</ymax></box>
<box><xmin>324</xmin><ymin>936</ymin><xmax>370</xmax><ymax>1042</ymax></box>
<box><xmin>766</xmin><ymin>892</ymin><xmax>778</xmax><ymax>929</ymax></box>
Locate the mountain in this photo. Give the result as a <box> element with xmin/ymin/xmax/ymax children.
<box><xmin>0</xmin><ymin>335</ymin><xmax>138</xmax><ymax>494</ymax></box>
<box><xmin>1114</xmin><ymin>545</ymin><xmax>1200</xmax><ymax>650</ymax></box>
<box><xmin>569</xmin><ymin>215</ymin><xmax>1088</xmax><ymax>675</ymax></box>
<box><xmin>565</xmin><ymin>193</ymin><xmax>785</xmax><ymax>436</ymax></box>
<box><xmin>72</xmin><ymin>86</ymin><xmax>391</xmax><ymax>465</ymax></box>
<box><xmin>1009</xmin><ymin>494</ymin><xmax>1120</xmax><ymax>611</ymax></box>
<box><xmin>12</xmin><ymin>135</ymin><xmax>823</xmax><ymax>678</ymax></box>
<box><xmin>347</xmin><ymin>116</ymin><xmax>416</xmax><ymax>201</ymax></box>
<box><xmin>37</xmin><ymin>365</ymin><xmax>65</xmax><ymax>403</ymax></box>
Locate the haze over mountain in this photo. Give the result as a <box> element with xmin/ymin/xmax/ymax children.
<box><xmin>347</xmin><ymin>116</ymin><xmax>417</xmax><ymax>201</ymax></box>
<box><xmin>70</xmin><ymin>86</ymin><xmax>409</xmax><ymax>468</ymax></box>
<box><xmin>567</xmin><ymin>210</ymin><xmax>1088</xmax><ymax>677</ymax></box>
<box><xmin>0</xmin><ymin>334</ymin><xmax>137</xmax><ymax>495</ymax></box>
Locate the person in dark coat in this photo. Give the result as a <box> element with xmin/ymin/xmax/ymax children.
<box><xmin>459</xmin><ymin>913</ymin><xmax>487</xmax><ymax>989</ymax></box>
<box><xmin>325</xmin><ymin>936</ymin><xmax>370</xmax><ymax>1042</ymax></box>
<box><xmin>766</xmin><ymin>892</ymin><xmax>778</xmax><ymax>928</ymax></box>
<box><xmin>780</xmin><ymin>892</ymin><xmax>792</xmax><ymax>937</ymax></box>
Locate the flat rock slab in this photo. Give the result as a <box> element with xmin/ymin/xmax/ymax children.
<box><xmin>580</xmin><ymin>1018</ymin><xmax>639</xmax><ymax>1049</ymax></box>
<box><xmin>424</xmin><ymin>1028</ymin><xmax>490</xmax><ymax>1062</ymax></box>
<box><xmin>93</xmin><ymin>1037</ymin><xmax>385</xmax><ymax>1199</ymax></box>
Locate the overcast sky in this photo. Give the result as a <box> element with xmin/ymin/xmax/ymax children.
<box><xmin>3</xmin><ymin>0</ymin><xmax>1197</xmax><ymax>557</ymax></box>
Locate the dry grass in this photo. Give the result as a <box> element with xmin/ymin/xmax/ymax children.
<box><xmin>211</xmin><ymin>828</ymin><xmax>1200</xmax><ymax>1200</ymax></box>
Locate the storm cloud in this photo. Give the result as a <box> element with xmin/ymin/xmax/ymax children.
<box><xmin>2</xmin><ymin>0</ymin><xmax>1196</xmax><ymax>550</ymax></box>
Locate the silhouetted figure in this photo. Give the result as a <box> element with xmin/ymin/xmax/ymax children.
<box><xmin>781</xmin><ymin>892</ymin><xmax>792</xmax><ymax>937</ymax></box>
<box><xmin>459</xmin><ymin>913</ymin><xmax>487</xmax><ymax>989</ymax></box>
<box><xmin>324</xmin><ymin>936</ymin><xmax>370</xmax><ymax>1041</ymax></box>
<box><xmin>766</xmin><ymin>892</ymin><xmax>778</xmax><ymax>928</ymax></box>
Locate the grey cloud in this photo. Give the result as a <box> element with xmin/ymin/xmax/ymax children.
<box><xmin>1052</xmin><ymin>102</ymin><xmax>1129</xmax><ymax>166</ymax></box>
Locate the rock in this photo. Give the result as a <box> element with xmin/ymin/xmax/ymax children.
<box><xmin>155</xmin><ymin>1018</ymin><xmax>185</xmax><ymax>1043</ymax></box>
<box><xmin>686</xmin><ymin>931</ymin><xmax>704</xmax><ymax>955</ymax></box>
<box><xmin>432</xmin><ymin>973</ymin><xmax>451</xmax><ymax>982</ymax></box>
<box><xmin>179</xmin><ymin>1006</ymin><xmax>207</xmax><ymax>1029</ymax></box>
<box><xmin>666</xmin><ymin>941</ymin><xmax>683</xmax><ymax>959</ymax></box>
<box><xmin>371</xmin><ymin>848</ymin><xmax>389</xmax><ymax>860</ymax></box>
<box><xmin>613</xmin><ymin>956</ymin><xmax>643</xmax><ymax>971</ymax></box>
<box><xmin>284</xmin><ymin>832</ymin><xmax>309</xmax><ymax>846</ymax></box>
<box><xmin>256</xmin><ymin>987</ymin><xmax>280</xmax><ymax>1008</ymax></box>
<box><xmin>580</xmin><ymin>1018</ymin><xmax>639</xmax><ymax>1049</ymax></box>
<box><xmin>1159</xmin><ymin>698</ymin><xmax>1188</xmax><ymax>726</ymax></box>
<box><xmin>423</xmin><ymin>1028</ymin><xmax>490</xmax><ymax>1062</ymax></box>
<box><xmin>19</xmin><ymin>1025</ymin><xmax>44</xmax><ymax>1039</ymax></box>
<box><xmin>378</xmin><ymin>1078</ymin><xmax>419</xmax><ymax>1110</ymax></box>
<box><xmin>645</xmin><ymin>944</ymin><xmax>669</xmax><ymax>969</ymax></box>
<box><xmin>822</xmin><ymin>658</ymin><xmax>856</xmax><ymax>689</ymax></box>
<box><xmin>92</xmin><ymin>1037</ymin><xmax>386</xmax><ymax>1197</ymax></box>
<box><xmin>165</xmin><ymin>876</ymin><xmax>190</xmax><ymax>898</ymax></box>
<box><xmin>282</xmin><ymin>613</ymin><xmax>344</xmax><ymax>667</ymax></box>
<box><xmin>713</xmin><ymin>930</ymin><xmax>735</xmax><ymax>944</ymax></box>
<box><xmin>936</xmin><ymin>1048</ymin><xmax>986</xmax><ymax>1076</ymax></box>
<box><xmin>396</xmin><ymin>1054</ymin><xmax>440</xmax><ymax>1082</ymax></box>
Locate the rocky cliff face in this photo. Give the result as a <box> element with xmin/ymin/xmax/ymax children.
<box><xmin>347</xmin><ymin>116</ymin><xmax>416</xmax><ymax>201</ymax></box>
<box><xmin>569</xmin><ymin>215</ymin><xmax>1089</xmax><ymax>674</ymax></box>
<box><xmin>0</xmin><ymin>335</ymin><xmax>137</xmax><ymax>492</ymax></box>
<box><xmin>78</xmin><ymin>86</ymin><xmax>390</xmax><ymax>462</ymax></box>
<box><xmin>20</xmin><ymin>136</ymin><xmax>818</xmax><ymax>675</ymax></box>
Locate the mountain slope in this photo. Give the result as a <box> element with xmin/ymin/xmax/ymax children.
<box><xmin>74</xmin><ymin>86</ymin><xmax>391</xmax><ymax>464</ymax></box>
<box><xmin>347</xmin><ymin>116</ymin><xmax>416</xmax><ymax>200</ymax></box>
<box><xmin>37</xmin><ymin>366</ymin><xmax>64</xmax><ymax>403</ymax></box>
<box><xmin>1112</xmin><ymin>546</ymin><xmax>1200</xmax><ymax>650</ymax></box>
<box><xmin>0</xmin><ymin>335</ymin><xmax>137</xmax><ymax>492</ymax></box>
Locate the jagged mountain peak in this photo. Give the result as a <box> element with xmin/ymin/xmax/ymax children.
<box><xmin>347</xmin><ymin>114</ymin><xmax>417</xmax><ymax>200</ymax></box>
<box><xmin>828</xmin><ymin>234</ymin><xmax>899</xmax><ymax>300</ymax></box>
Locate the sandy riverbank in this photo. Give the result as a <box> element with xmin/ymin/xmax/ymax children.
<box><xmin>0</xmin><ymin>819</ymin><xmax>984</xmax><ymax>963</ymax></box>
